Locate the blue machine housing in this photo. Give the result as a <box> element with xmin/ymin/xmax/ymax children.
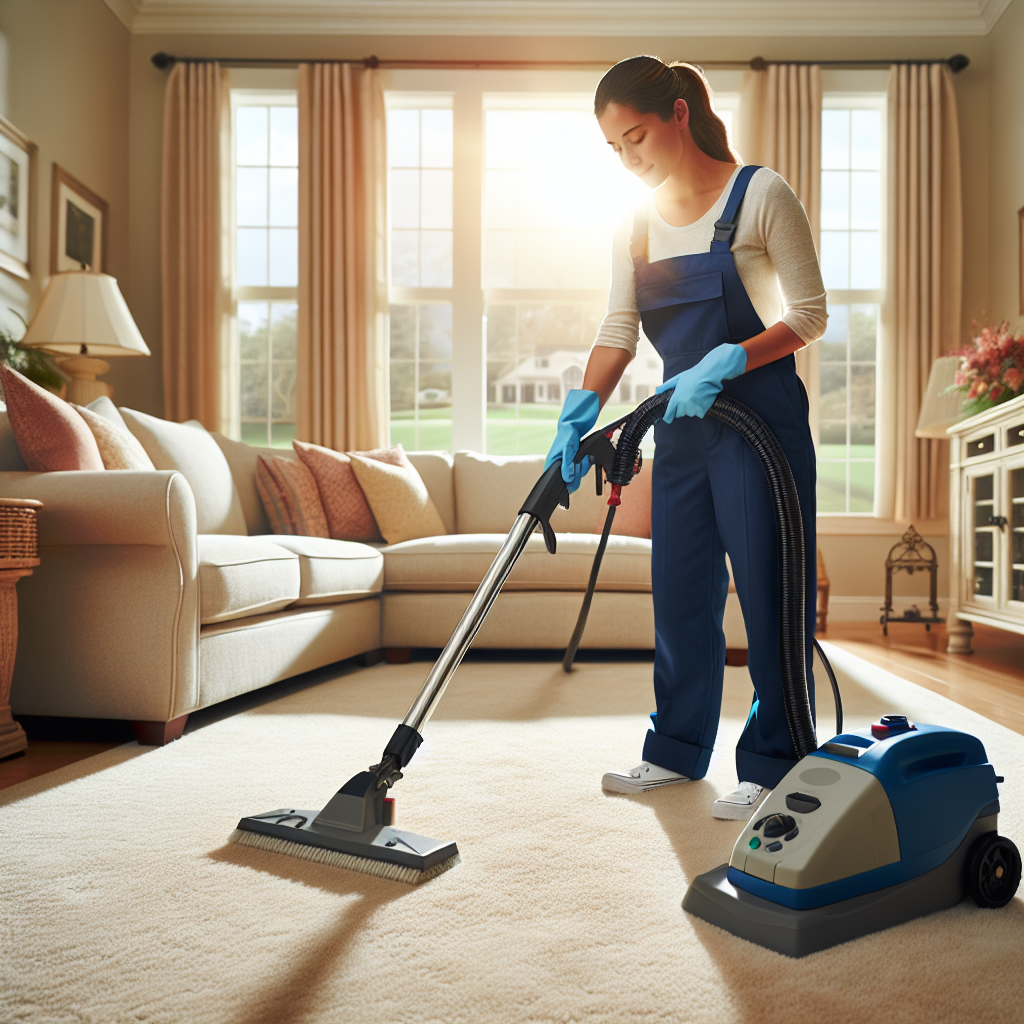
<box><xmin>727</xmin><ymin>724</ymin><xmax>1000</xmax><ymax>909</ymax></box>
<box><xmin>814</xmin><ymin>724</ymin><xmax>999</xmax><ymax>880</ymax></box>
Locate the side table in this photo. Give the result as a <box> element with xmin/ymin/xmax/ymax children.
<box><xmin>0</xmin><ymin>497</ymin><xmax>42</xmax><ymax>759</ymax></box>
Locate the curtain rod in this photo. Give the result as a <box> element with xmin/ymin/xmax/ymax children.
<box><xmin>150</xmin><ymin>52</ymin><xmax>970</xmax><ymax>74</ymax></box>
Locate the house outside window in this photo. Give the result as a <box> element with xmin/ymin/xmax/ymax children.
<box><xmin>229</xmin><ymin>80</ymin><xmax>299</xmax><ymax>448</ymax></box>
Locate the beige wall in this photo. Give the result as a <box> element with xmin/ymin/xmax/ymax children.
<box><xmin>0</xmin><ymin>0</ymin><xmax>143</xmax><ymax>400</ymax></box>
<box><xmin>987</xmin><ymin>0</ymin><xmax>1024</xmax><ymax>324</ymax></box>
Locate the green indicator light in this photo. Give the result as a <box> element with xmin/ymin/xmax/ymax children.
<box><xmin>749</xmin><ymin>837</ymin><xmax>761</xmax><ymax>850</ymax></box>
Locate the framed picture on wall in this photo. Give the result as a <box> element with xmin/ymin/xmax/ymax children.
<box><xmin>51</xmin><ymin>164</ymin><xmax>107</xmax><ymax>273</ymax></box>
<box><xmin>0</xmin><ymin>115</ymin><xmax>35</xmax><ymax>280</ymax></box>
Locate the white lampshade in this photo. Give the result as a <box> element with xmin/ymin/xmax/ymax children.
<box><xmin>21</xmin><ymin>271</ymin><xmax>150</xmax><ymax>358</ymax></box>
<box><xmin>916</xmin><ymin>355</ymin><xmax>967</xmax><ymax>439</ymax></box>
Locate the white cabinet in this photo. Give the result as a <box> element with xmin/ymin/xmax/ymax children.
<box><xmin>947</xmin><ymin>393</ymin><xmax>1024</xmax><ymax>652</ymax></box>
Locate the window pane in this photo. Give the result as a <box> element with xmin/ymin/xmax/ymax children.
<box><xmin>236</xmin><ymin>168</ymin><xmax>268</xmax><ymax>226</ymax></box>
<box><xmin>421</xmin><ymin>169</ymin><xmax>453</xmax><ymax>229</ymax></box>
<box><xmin>237</xmin><ymin>228</ymin><xmax>268</xmax><ymax>286</ymax></box>
<box><xmin>421</xmin><ymin>109</ymin><xmax>453</xmax><ymax>168</ymax></box>
<box><xmin>851</xmin><ymin>110</ymin><xmax>881</xmax><ymax>170</ymax></box>
<box><xmin>391</xmin><ymin>229</ymin><xmax>419</xmax><ymax>287</ymax></box>
<box><xmin>389</xmin><ymin>304</ymin><xmax>416</xmax><ymax>359</ymax></box>
<box><xmin>390</xmin><ymin>169</ymin><xmax>420</xmax><ymax>229</ymax></box>
<box><xmin>420</xmin><ymin>230</ymin><xmax>453</xmax><ymax>287</ymax></box>
<box><xmin>851</xmin><ymin>365</ymin><xmax>876</xmax><ymax>421</ymax></box>
<box><xmin>849</xmin><ymin>304</ymin><xmax>877</xmax><ymax>361</ymax></box>
<box><xmin>420</xmin><ymin>304</ymin><xmax>453</xmax><ymax>359</ymax></box>
<box><xmin>816</xmin><ymin>460</ymin><xmax>847</xmax><ymax>513</ymax></box>
<box><xmin>819</xmin><ymin>363</ymin><xmax>848</xmax><ymax>422</ymax></box>
<box><xmin>820</xmin><ymin>231</ymin><xmax>849</xmax><ymax>289</ymax></box>
<box><xmin>268</xmin><ymin>227</ymin><xmax>298</xmax><ymax>287</ymax></box>
<box><xmin>849</xmin><ymin>461</ymin><xmax>875</xmax><ymax>512</ymax></box>
<box><xmin>820</xmin><ymin>171</ymin><xmax>849</xmax><ymax>230</ymax></box>
<box><xmin>389</xmin><ymin>304</ymin><xmax>453</xmax><ymax>451</ymax></box>
<box><xmin>270</xmin><ymin>303</ymin><xmax>297</xmax><ymax>361</ymax></box>
<box><xmin>236</xmin><ymin>107</ymin><xmax>268</xmax><ymax>165</ymax></box>
<box><xmin>238</xmin><ymin>301</ymin><xmax>269</xmax><ymax>361</ymax></box>
<box><xmin>388</xmin><ymin>109</ymin><xmax>420</xmax><ymax>167</ymax></box>
<box><xmin>821</xmin><ymin>110</ymin><xmax>849</xmax><ymax>169</ymax></box>
<box><xmin>850</xmin><ymin>171</ymin><xmax>880</xmax><ymax>229</ymax></box>
<box><xmin>849</xmin><ymin>231</ymin><xmax>880</xmax><ymax>289</ymax></box>
<box><xmin>269</xmin><ymin>106</ymin><xmax>298</xmax><ymax>167</ymax></box>
<box><xmin>268</xmin><ymin>168</ymin><xmax>298</xmax><ymax>227</ymax></box>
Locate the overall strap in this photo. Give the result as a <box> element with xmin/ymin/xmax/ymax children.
<box><xmin>710</xmin><ymin>165</ymin><xmax>761</xmax><ymax>253</ymax></box>
<box><xmin>629</xmin><ymin>202</ymin><xmax>649</xmax><ymax>263</ymax></box>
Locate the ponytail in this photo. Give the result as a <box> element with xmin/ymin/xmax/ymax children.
<box><xmin>594</xmin><ymin>55</ymin><xmax>737</xmax><ymax>164</ymax></box>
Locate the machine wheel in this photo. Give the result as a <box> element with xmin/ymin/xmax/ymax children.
<box><xmin>967</xmin><ymin>832</ymin><xmax>1022</xmax><ymax>909</ymax></box>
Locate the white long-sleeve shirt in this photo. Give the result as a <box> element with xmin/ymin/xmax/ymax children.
<box><xmin>594</xmin><ymin>166</ymin><xmax>827</xmax><ymax>356</ymax></box>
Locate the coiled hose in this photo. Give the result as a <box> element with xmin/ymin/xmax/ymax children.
<box><xmin>563</xmin><ymin>390</ymin><xmax>843</xmax><ymax>758</ymax></box>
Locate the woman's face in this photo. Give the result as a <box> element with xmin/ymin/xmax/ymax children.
<box><xmin>598</xmin><ymin>99</ymin><xmax>688</xmax><ymax>188</ymax></box>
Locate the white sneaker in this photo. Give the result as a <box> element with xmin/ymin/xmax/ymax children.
<box><xmin>602</xmin><ymin>762</ymin><xmax>690</xmax><ymax>794</ymax></box>
<box><xmin>712</xmin><ymin>781</ymin><xmax>768</xmax><ymax>820</ymax></box>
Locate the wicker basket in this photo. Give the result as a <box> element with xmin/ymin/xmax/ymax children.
<box><xmin>0</xmin><ymin>498</ymin><xmax>42</xmax><ymax>562</ymax></box>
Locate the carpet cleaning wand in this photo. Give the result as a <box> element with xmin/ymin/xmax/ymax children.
<box><xmin>229</xmin><ymin>392</ymin><xmax>839</xmax><ymax>884</ymax></box>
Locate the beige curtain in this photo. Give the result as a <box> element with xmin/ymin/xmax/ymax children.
<box><xmin>161</xmin><ymin>62</ymin><xmax>230</xmax><ymax>429</ymax></box>
<box><xmin>884</xmin><ymin>64</ymin><xmax>963</xmax><ymax>524</ymax></box>
<box><xmin>297</xmin><ymin>63</ymin><xmax>388</xmax><ymax>451</ymax></box>
<box><xmin>736</xmin><ymin>64</ymin><xmax>821</xmax><ymax>391</ymax></box>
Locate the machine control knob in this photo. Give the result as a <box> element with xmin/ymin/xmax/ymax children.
<box><xmin>871</xmin><ymin>714</ymin><xmax>917</xmax><ymax>739</ymax></box>
<box><xmin>762</xmin><ymin>814</ymin><xmax>797</xmax><ymax>838</ymax></box>
<box><xmin>766</xmin><ymin>842</ymin><xmax>783</xmax><ymax>853</ymax></box>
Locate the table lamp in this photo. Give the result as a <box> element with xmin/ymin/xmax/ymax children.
<box><xmin>20</xmin><ymin>271</ymin><xmax>150</xmax><ymax>405</ymax></box>
<box><xmin>915</xmin><ymin>355</ymin><xmax>967</xmax><ymax>439</ymax></box>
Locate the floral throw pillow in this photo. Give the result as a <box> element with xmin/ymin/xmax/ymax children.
<box><xmin>256</xmin><ymin>454</ymin><xmax>330</xmax><ymax>538</ymax></box>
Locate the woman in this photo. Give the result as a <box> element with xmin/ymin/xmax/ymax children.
<box><xmin>546</xmin><ymin>56</ymin><xmax>826</xmax><ymax>820</ymax></box>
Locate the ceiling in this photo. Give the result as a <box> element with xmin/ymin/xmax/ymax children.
<box><xmin>101</xmin><ymin>0</ymin><xmax>1013</xmax><ymax>37</ymax></box>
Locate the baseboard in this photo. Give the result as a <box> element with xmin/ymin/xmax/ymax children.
<box><xmin>826</xmin><ymin>596</ymin><xmax>948</xmax><ymax>624</ymax></box>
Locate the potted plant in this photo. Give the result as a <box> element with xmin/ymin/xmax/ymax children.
<box><xmin>0</xmin><ymin>314</ymin><xmax>64</xmax><ymax>395</ymax></box>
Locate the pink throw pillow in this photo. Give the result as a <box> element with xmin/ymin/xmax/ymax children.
<box><xmin>292</xmin><ymin>440</ymin><xmax>407</xmax><ymax>542</ymax></box>
<box><xmin>594</xmin><ymin>464</ymin><xmax>652</xmax><ymax>538</ymax></box>
<box><xmin>256</xmin><ymin>454</ymin><xmax>329</xmax><ymax>537</ymax></box>
<box><xmin>0</xmin><ymin>364</ymin><xmax>104</xmax><ymax>472</ymax></box>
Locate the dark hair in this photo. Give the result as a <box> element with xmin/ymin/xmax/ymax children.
<box><xmin>594</xmin><ymin>55</ymin><xmax>737</xmax><ymax>164</ymax></box>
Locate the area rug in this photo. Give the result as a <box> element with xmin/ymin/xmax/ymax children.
<box><xmin>1</xmin><ymin>644</ymin><xmax>1021</xmax><ymax>1024</ymax></box>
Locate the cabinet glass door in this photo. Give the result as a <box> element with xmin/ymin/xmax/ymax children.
<box><xmin>969</xmin><ymin>472</ymin><xmax>996</xmax><ymax>600</ymax></box>
<box><xmin>1011</xmin><ymin>466</ymin><xmax>1024</xmax><ymax>604</ymax></box>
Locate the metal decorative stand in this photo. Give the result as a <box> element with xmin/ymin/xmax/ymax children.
<box><xmin>880</xmin><ymin>524</ymin><xmax>944</xmax><ymax>635</ymax></box>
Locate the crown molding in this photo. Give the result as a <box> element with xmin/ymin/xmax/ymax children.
<box><xmin>102</xmin><ymin>0</ymin><xmax>1013</xmax><ymax>38</ymax></box>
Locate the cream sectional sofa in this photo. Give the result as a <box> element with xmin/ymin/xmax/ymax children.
<box><xmin>0</xmin><ymin>409</ymin><xmax>746</xmax><ymax>741</ymax></box>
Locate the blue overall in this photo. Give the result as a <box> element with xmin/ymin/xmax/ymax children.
<box><xmin>637</xmin><ymin>165</ymin><xmax>817</xmax><ymax>790</ymax></box>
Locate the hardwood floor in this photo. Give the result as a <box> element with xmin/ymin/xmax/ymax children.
<box><xmin>2</xmin><ymin>622</ymin><xmax>1021</xmax><ymax>793</ymax></box>
<box><xmin>821</xmin><ymin>621</ymin><xmax>1024</xmax><ymax>737</ymax></box>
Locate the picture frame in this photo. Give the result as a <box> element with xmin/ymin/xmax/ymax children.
<box><xmin>0</xmin><ymin>114</ymin><xmax>35</xmax><ymax>280</ymax></box>
<box><xmin>51</xmin><ymin>164</ymin><xmax>107</xmax><ymax>274</ymax></box>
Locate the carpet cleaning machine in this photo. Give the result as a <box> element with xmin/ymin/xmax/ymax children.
<box><xmin>230</xmin><ymin>391</ymin><xmax>1020</xmax><ymax>954</ymax></box>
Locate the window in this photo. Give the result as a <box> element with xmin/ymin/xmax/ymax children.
<box><xmin>815</xmin><ymin>94</ymin><xmax>886</xmax><ymax>514</ymax></box>
<box><xmin>230</xmin><ymin>86</ymin><xmax>298</xmax><ymax>447</ymax></box>
<box><xmin>387</xmin><ymin>97</ymin><xmax>454</xmax><ymax>451</ymax></box>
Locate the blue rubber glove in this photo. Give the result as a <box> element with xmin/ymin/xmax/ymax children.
<box><xmin>655</xmin><ymin>344</ymin><xmax>748</xmax><ymax>423</ymax></box>
<box><xmin>544</xmin><ymin>389</ymin><xmax>600</xmax><ymax>493</ymax></box>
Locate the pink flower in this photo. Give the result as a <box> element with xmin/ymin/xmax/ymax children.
<box><xmin>1004</xmin><ymin>367</ymin><xmax>1023</xmax><ymax>392</ymax></box>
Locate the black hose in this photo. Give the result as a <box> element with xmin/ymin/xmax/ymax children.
<box><xmin>563</xmin><ymin>390</ymin><xmax>828</xmax><ymax>760</ymax></box>
<box><xmin>562</xmin><ymin>503</ymin><xmax>616</xmax><ymax>671</ymax></box>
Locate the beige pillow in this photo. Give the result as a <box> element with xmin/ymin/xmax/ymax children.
<box><xmin>86</xmin><ymin>395</ymin><xmax>129</xmax><ymax>428</ymax></box>
<box><xmin>119</xmin><ymin>408</ymin><xmax>248</xmax><ymax>535</ymax></box>
<box><xmin>73</xmin><ymin>404</ymin><xmax>155</xmax><ymax>471</ymax></box>
<box><xmin>348</xmin><ymin>452</ymin><xmax>446</xmax><ymax>544</ymax></box>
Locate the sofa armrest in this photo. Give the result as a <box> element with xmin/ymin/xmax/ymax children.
<box><xmin>1</xmin><ymin>470</ymin><xmax>201</xmax><ymax>722</ymax></box>
<box><xmin>0</xmin><ymin>470</ymin><xmax>196</xmax><ymax>548</ymax></box>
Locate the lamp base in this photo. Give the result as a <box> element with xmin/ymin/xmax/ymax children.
<box><xmin>57</xmin><ymin>355</ymin><xmax>113</xmax><ymax>405</ymax></box>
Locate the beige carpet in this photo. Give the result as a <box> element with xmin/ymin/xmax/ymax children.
<box><xmin>1</xmin><ymin>645</ymin><xmax>1022</xmax><ymax>1024</ymax></box>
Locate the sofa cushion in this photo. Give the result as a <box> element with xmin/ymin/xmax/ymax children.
<box><xmin>121</xmin><ymin>409</ymin><xmax>248</xmax><ymax>535</ymax></box>
<box><xmin>198</xmin><ymin>535</ymin><xmax>300</xmax><ymax>624</ymax></box>
<box><xmin>406</xmin><ymin>451</ymin><xmax>455</xmax><ymax>534</ymax></box>
<box><xmin>0</xmin><ymin>365</ymin><xmax>104</xmax><ymax>471</ymax></box>
<box><xmin>382</xmin><ymin>532</ymin><xmax>652</xmax><ymax>592</ymax></box>
<box><xmin>453</xmin><ymin>451</ymin><xmax>608</xmax><ymax>535</ymax></box>
<box><xmin>350</xmin><ymin>451</ymin><xmax>446</xmax><ymax>544</ymax></box>
<box><xmin>210</xmin><ymin>432</ymin><xmax>300</xmax><ymax>536</ymax></box>
<box><xmin>262</xmin><ymin>535</ymin><xmax>384</xmax><ymax>606</ymax></box>
<box><xmin>73</xmin><ymin>403</ymin><xmax>155</xmax><ymax>471</ymax></box>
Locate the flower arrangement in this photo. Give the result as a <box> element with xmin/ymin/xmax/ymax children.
<box><xmin>953</xmin><ymin>320</ymin><xmax>1024</xmax><ymax>417</ymax></box>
